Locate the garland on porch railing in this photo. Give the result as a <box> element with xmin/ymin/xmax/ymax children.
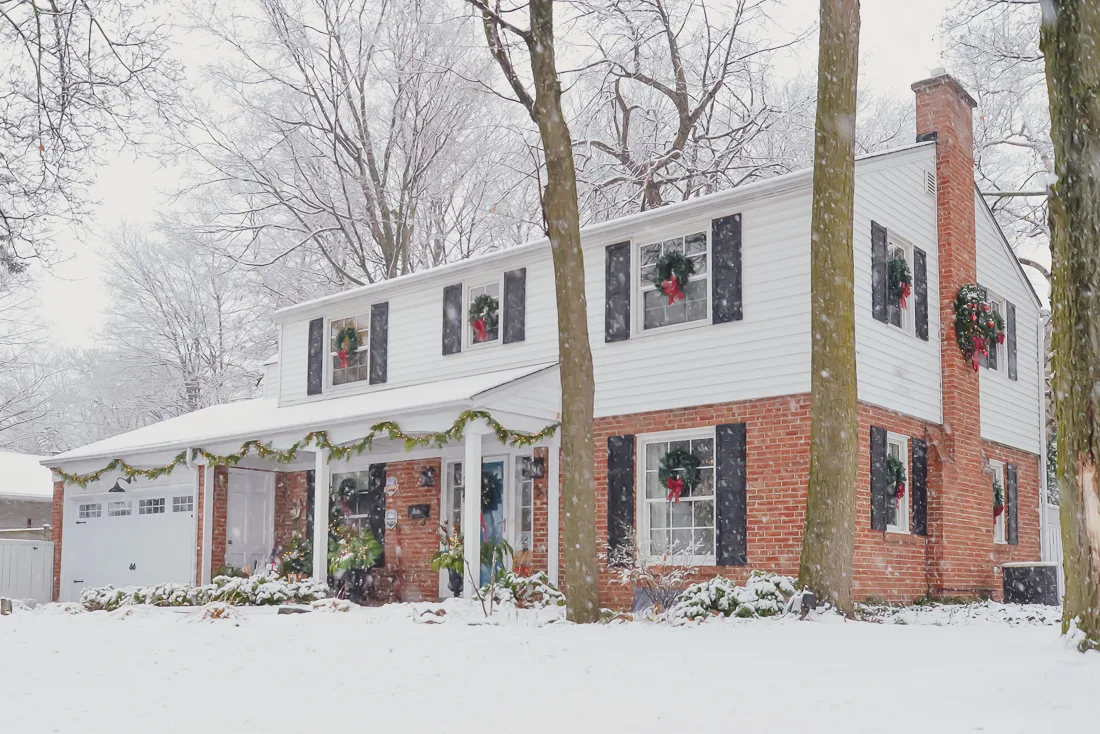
<box><xmin>50</xmin><ymin>410</ymin><xmax>560</xmax><ymax>488</ymax></box>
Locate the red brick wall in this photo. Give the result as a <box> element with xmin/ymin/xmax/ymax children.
<box><xmin>382</xmin><ymin>458</ymin><xmax>442</xmax><ymax>602</ymax></box>
<box><xmin>529</xmin><ymin>447</ymin><xmax>550</xmax><ymax>574</ymax></box>
<box><xmin>210</xmin><ymin>466</ymin><xmax>228</xmax><ymax>577</ymax></box>
<box><xmin>194</xmin><ymin>466</ymin><xmax>205</xmax><ymax>584</ymax></box>
<box><xmin>51</xmin><ymin>480</ymin><xmax>64</xmax><ymax>601</ymax></box>
<box><xmin>273</xmin><ymin>471</ymin><xmax>309</xmax><ymax>551</ymax></box>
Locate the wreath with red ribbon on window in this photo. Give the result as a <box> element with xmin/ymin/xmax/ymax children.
<box><xmin>334</xmin><ymin>326</ymin><xmax>360</xmax><ymax>368</ymax></box>
<box><xmin>993</xmin><ymin>476</ymin><xmax>1005</xmax><ymax>518</ymax></box>
<box><xmin>650</xmin><ymin>251</ymin><xmax>696</xmax><ymax>305</ymax></box>
<box><xmin>953</xmin><ymin>284</ymin><xmax>1005</xmax><ymax>371</ymax></box>
<box><xmin>469</xmin><ymin>294</ymin><xmax>499</xmax><ymax>343</ymax></box>
<box><xmin>888</xmin><ymin>256</ymin><xmax>912</xmax><ymax>309</ymax></box>
<box><xmin>885</xmin><ymin>454</ymin><xmax>907</xmax><ymax>500</ymax></box>
<box><xmin>658</xmin><ymin>447</ymin><xmax>702</xmax><ymax>503</ymax></box>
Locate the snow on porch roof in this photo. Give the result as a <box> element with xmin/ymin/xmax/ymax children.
<box><xmin>45</xmin><ymin>363</ymin><xmax>559</xmax><ymax>467</ymax></box>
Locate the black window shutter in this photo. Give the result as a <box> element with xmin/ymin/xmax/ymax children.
<box><xmin>369</xmin><ymin>302</ymin><xmax>388</xmax><ymax>385</ymax></box>
<box><xmin>367</xmin><ymin>464</ymin><xmax>388</xmax><ymax>566</ymax></box>
<box><xmin>911</xmin><ymin>438</ymin><xmax>928</xmax><ymax>536</ymax></box>
<box><xmin>306</xmin><ymin>317</ymin><xmax>324</xmax><ymax>396</ymax></box>
<box><xmin>503</xmin><ymin>268</ymin><xmax>527</xmax><ymax>344</ymax></box>
<box><xmin>607</xmin><ymin>435</ymin><xmax>635</xmax><ymax>566</ymax></box>
<box><xmin>1007</xmin><ymin>301</ymin><xmax>1018</xmax><ymax>381</ymax></box>
<box><xmin>870</xmin><ymin>425</ymin><xmax>888</xmax><ymax>531</ymax></box>
<box><xmin>913</xmin><ymin>246</ymin><xmax>929</xmax><ymax>341</ymax></box>
<box><xmin>716</xmin><ymin>422</ymin><xmax>748</xmax><ymax>565</ymax></box>
<box><xmin>871</xmin><ymin>221</ymin><xmax>888</xmax><ymax>323</ymax></box>
<box><xmin>442</xmin><ymin>284</ymin><xmax>463</xmax><ymax>355</ymax></box>
<box><xmin>1007</xmin><ymin>463</ymin><xmax>1019</xmax><ymax>545</ymax></box>
<box><xmin>605</xmin><ymin>242</ymin><xmax>631</xmax><ymax>342</ymax></box>
<box><xmin>712</xmin><ymin>213</ymin><xmax>743</xmax><ymax>324</ymax></box>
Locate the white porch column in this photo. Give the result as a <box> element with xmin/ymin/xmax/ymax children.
<box><xmin>200</xmin><ymin>459</ymin><xmax>214</xmax><ymax>585</ymax></box>
<box><xmin>462</xmin><ymin>424</ymin><xmax>487</xmax><ymax>599</ymax></box>
<box><xmin>547</xmin><ymin>433</ymin><xmax>561</xmax><ymax>587</ymax></box>
<box><xmin>312</xmin><ymin>449</ymin><xmax>331</xmax><ymax>582</ymax></box>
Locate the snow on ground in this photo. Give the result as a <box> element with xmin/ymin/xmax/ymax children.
<box><xmin>2</xmin><ymin>600</ymin><xmax>1096</xmax><ymax>734</ymax></box>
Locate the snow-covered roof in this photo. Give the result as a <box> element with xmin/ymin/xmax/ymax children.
<box><xmin>0</xmin><ymin>451</ymin><xmax>55</xmax><ymax>500</ymax></box>
<box><xmin>45</xmin><ymin>363</ymin><xmax>558</xmax><ymax>466</ymax></box>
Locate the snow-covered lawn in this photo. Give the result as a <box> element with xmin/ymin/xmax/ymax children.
<box><xmin>2</xmin><ymin>601</ymin><xmax>1096</xmax><ymax>733</ymax></box>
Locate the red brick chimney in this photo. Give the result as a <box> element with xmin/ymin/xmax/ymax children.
<box><xmin>912</xmin><ymin>72</ymin><xmax>993</xmax><ymax>596</ymax></box>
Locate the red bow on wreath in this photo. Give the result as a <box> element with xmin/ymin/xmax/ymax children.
<box><xmin>899</xmin><ymin>281</ymin><xmax>911</xmax><ymax>309</ymax></box>
<box><xmin>997</xmin><ymin>331</ymin><xmax>1005</xmax><ymax>344</ymax></box>
<box><xmin>661</xmin><ymin>274</ymin><xmax>685</xmax><ymax>305</ymax></box>
<box><xmin>337</xmin><ymin>348</ymin><xmax>349</xmax><ymax>368</ymax></box>
<box><xmin>666</xmin><ymin>476</ymin><xmax>686</xmax><ymax>503</ymax></box>
<box><xmin>994</xmin><ymin>504</ymin><xmax>1004</xmax><ymax>518</ymax></box>
<box><xmin>472</xmin><ymin>318</ymin><xmax>487</xmax><ymax>342</ymax></box>
<box><xmin>895</xmin><ymin>482</ymin><xmax>906</xmax><ymax>500</ymax></box>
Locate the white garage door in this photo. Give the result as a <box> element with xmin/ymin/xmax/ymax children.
<box><xmin>64</xmin><ymin>488</ymin><xmax>195</xmax><ymax>601</ymax></box>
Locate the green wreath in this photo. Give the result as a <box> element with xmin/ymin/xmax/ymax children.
<box><xmin>650</xmin><ymin>251</ymin><xmax>696</xmax><ymax>304</ymax></box>
<box><xmin>954</xmin><ymin>284</ymin><xmax>1005</xmax><ymax>371</ymax></box>
<box><xmin>481</xmin><ymin>470</ymin><xmax>503</xmax><ymax>511</ymax></box>
<box><xmin>885</xmin><ymin>455</ymin><xmax>907</xmax><ymax>499</ymax></box>
<box><xmin>993</xmin><ymin>476</ymin><xmax>1005</xmax><ymax>518</ymax></box>
<box><xmin>469</xmin><ymin>294</ymin><xmax>499</xmax><ymax>342</ymax></box>
<box><xmin>658</xmin><ymin>447</ymin><xmax>702</xmax><ymax>502</ymax></box>
<box><xmin>334</xmin><ymin>326</ymin><xmax>360</xmax><ymax>368</ymax></box>
<box><xmin>888</xmin><ymin>257</ymin><xmax>912</xmax><ymax>308</ymax></box>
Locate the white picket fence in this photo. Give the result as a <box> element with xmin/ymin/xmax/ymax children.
<box><xmin>0</xmin><ymin>538</ymin><xmax>54</xmax><ymax>603</ymax></box>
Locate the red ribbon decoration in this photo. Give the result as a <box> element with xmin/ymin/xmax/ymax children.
<box><xmin>337</xmin><ymin>348</ymin><xmax>349</xmax><ymax>368</ymax></box>
<box><xmin>666</xmin><ymin>476</ymin><xmax>685</xmax><ymax>503</ymax></box>
<box><xmin>895</xmin><ymin>482</ymin><xmax>905</xmax><ymax>500</ymax></box>
<box><xmin>997</xmin><ymin>331</ymin><xmax>1005</xmax><ymax>344</ymax></box>
<box><xmin>472</xmin><ymin>318</ymin><xmax>487</xmax><ymax>342</ymax></box>
<box><xmin>899</xmin><ymin>281</ymin><xmax>911</xmax><ymax>309</ymax></box>
<box><xmin>661</xmin><ymin>274</ymin><xmax>685</xmax><ymax>305</ymax></box>
<box><xmin>971</xmin><ymin>354</ymin><xmax>981</xmax><ymax>372</ymax></box>
<box><xmin>994</xmin><ymin>504</ymin><xmax>1004</xmax><ymax>518</ymax></box>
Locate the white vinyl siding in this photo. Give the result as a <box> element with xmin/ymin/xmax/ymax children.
<box><xmin>975</xmin><ymin>195</ymin><xmax>1042</xmax><ymax>453</ymax></box>
<box><xmin>853</xmin><ymin>151</ymin><xmax>942</xmax><ymax>424</ymax></box>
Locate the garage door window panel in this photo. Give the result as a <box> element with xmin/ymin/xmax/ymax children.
<box><xmin>78</xmin><ymin>503</ymin><xmax>101</xmax><ymax>519</ymax></box>
<box><xmin>139</xmin><ymin>498</ymin><xmax>165</xmax><ymax>515</ymax></box>
<box><xmin>108</xmin><ymin>501</ymin><xmax>131</xmax><ymax>517</ymax></box>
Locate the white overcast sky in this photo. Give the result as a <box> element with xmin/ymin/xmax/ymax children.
<box><xmin>39</xmin><ymin>0</ymin><xmax>952</xmax><ymax>346</ymax></box>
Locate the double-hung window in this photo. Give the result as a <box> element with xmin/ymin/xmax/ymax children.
<box><xmin>886</xmin><ymin>433</ymin><xmax>910</xmax><ymax>533</ymax></box>
<box><xmin>638</xmin><ymin>232</ymin><xmax>709</xmax><ymax>330</ymax></box>
<box><xmin>514</xmin><ymin>458</ymin><xmax>534</xmax><ymax>554</ymax></box>
<box><xmin>329</xmin><ymin>314</ymin><xmax>370</xmax><ymax>386</ymax></box>
<box><xmin>980</xmin><ymin>291</ymin><xmax>1006</xmax><ymax>372</ymax></box>
<box><xmin>991</xmin><ymin>460</ymin><xmax>1007</xmax><ymax>543</ymax></box>
<box><xmin>467</xmin><ymin>281</ymin><xmax>501</xmax><ymax>346</ymax></box>
<box><xmin>886</xmin><ymin>234</ymin><xmax>914</xmax><ymax>335</ymax></box>
<box><xmin>638</xmin><ymin>432</ymin><xmax>716</xmax><ymax>564</ymax></box>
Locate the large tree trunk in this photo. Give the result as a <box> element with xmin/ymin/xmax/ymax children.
<box><xmin>527</xmin><ymin>0</ymin><xmax>599</xmax><ymax>624</ymax></box>
<box><xmin>1040</xmin><ymin>0</ymin><xmax>1100</xmax><ymax>651</ymax></box>
<box><xmin>797</xmin><ymin>0</ymin><xmax>860</xmax><ymax>615</ymax></box>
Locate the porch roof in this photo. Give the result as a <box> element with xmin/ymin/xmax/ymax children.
<box><xmin>45</xmin><ymin>363</ymin><xmax>559</xmax><ymax>467</ymax></box>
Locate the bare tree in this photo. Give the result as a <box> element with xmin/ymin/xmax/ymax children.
<box><xmin>0</xmin><ymin>267</ymin><xmax>52</xmax><ymax>449</ymax></box>
<box><xmin>179</xmin><ymin>0</ymin><xmax>533</xmax><ymax>286</ymax></box>
<box><xmin>0</xmin><ymin>0</ymin><xmax>178</xmax><ymax>269</ymax></box>
<box><xmin>798</xmin><ymin>0</ymin><xmax>860</xmax><ymax>615</ymax></box>
<box><xmin>467</xmin><ymin>0</ymin><xmax>599</xmax><ymax>622</ymax></box>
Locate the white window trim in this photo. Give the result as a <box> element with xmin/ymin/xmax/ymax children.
<box><xmin>885</xmin><ymin>232</ymin><xmax>915</xmax><ymax>338</ymax></box>
<box><xmin>991</xmin><ymin>459</ymin><xmax>1007</xmax><ymax>544</ymax></box>
<box><xmin>633</xmin><ymin>229</ymin><xmax>712</xmax><ymax>338</ymax></box>
<box><xmin>464</xmin><ymin>278</ymin><xmax>504</xmax><ymax>350</ymax></box>
<box><xmin>635</xmin><ymin>427</ymin><xmax>718</xmax><ymax>567</ymax></box>
<box><xmin>326</xmin><ymin>312</ymin><xmax>372</xmax><ymax>390</ymax></box>
<box><xmin>885</xmin><ymin>432</ymin><xmax>910</xmax><ymax>535</ymax></box>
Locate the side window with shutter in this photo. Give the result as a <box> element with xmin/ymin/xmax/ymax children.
<box><xmin>715</xmin><ymin>423</ymin><xmax>747</xmax><ymax>565</ymax></box>
<box><xmin>503</xmin><ymin>268</ymin><xmax>527</xmax><ymax>344</ymax></box>
<box><xmin>911</xmin><ymin>438</ymin><xmax>928</xmax><ymax>536</ymax></box>
<box><xmin>605</xmin><ymin>242</ymin><xmax>631</xmax><ymax>342</ymax></box>
<box><xmin>442</xmin><ymin>284</ymin><xmax>463</xmax><ymax>355</ymax></box>
<box><xmin>369</xmin><ymin>302</ymin><xmax>388</xmax><ymax>385</ymax></box>
<box><xmin>871</xmin><ymin>221</ymin><xmax>888</xmax><ymax>323</ymax></box>
<box><xmin>1006</xmin><ymin>301</ymin><xmax>1018</xmax><ymax>381</ymax></box>
<box><xmin>606</xmin><ymin>435</ymin><xmax>635</xmax><ymax>566</ymax></box>
<box><xmin>913</xmin><ymin>246</ymin><xmax>929</xmax><ymax>341</ymax></box>
<box><xmin>306</xmin><ymin>317</ymin><xmax>324</xmax><ymax>396</ymax></box>
<box><xmin>1006</xmin><ymin>463</ymin><xmax>1018</xmax><ymax>545</ymax></box>
<box><xmin>712</xmin><ymin>214</ymin><xmax>743</xmax><ymax>323</ymax></box>
<box><xmin>870</xmin><ymin>425</ymin><xmax>888</xmax><ymax>531</ymax></box>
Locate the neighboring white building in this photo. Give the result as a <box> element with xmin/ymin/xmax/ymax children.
<box><xmin>0</xmin><ymin>450</ymin><xmax>54</xmax><ymax>532</ymax></box>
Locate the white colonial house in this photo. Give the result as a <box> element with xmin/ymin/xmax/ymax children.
<box><xmin>44</xmin><ymin>73</ymin><xmax>1052</xmax><ymax>608</ymax></box>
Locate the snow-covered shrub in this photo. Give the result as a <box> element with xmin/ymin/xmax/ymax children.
<box><xmin>480</xmin><ymin>571</ymin><xmax>565</xmax><ymax>609</ymax></box>
<box><xmin>668</xmin><ymin>571</ymin><xmax>798</xmax><ymax>623</ymax></box>
<box><xmin>80</xmin><ymin>573</ymin><xmax>329</xmax><ymax>611</ymax></box>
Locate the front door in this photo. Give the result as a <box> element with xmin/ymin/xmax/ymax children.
<box><xmin>480</xmin><ymin>459</ymin><xmax>506</xmax><ymax>585</ymax></box>
<box><xmin>226</xmin><ymin>469</ymin><xmax>274</xmax><ymax>573</ymax></box>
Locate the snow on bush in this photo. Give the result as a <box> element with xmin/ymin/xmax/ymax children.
<box><xmin>80</xmin><ymin>573</ymin><xmax>329</xmax><ymax>612</ymax></box>
<box><xmin>860</xmin><ymin>600</ymin><xmax>1062</xmax><ymax>627</ymax></box>
<box><xmin>668</xmin><ymin>571</ymin><xmax>798</xmax><ymax>623</ymax></box>
<box><xmin>480</xmin><ymin>571</ymin><xmax>565</xmax><ymax>609</ymax></box>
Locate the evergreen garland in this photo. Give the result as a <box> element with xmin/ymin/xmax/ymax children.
<box><xmin>657</xmin><ymin>447</ymin><xmax>702</xmax><ymax>502</ymax></box>
<box><xmin>888</xmin><ymin>256</ymin><xmax>912</xmax><ymax>309</ymax></box>
<box><xmin>993</xmin><ymin>476</ymin><xmax>1005</xmax><ymax>518</ymax></box>
<box><xmin>954</xmin><ymin>284</ymin><xmax>1005</xmax><ymax>371</ymax></box>
<box><xmin>51</xmin><ymin>410</ymin><xmax>559</xmax><ymax>487</ymax></box>
<box><xmin>650</xmin><ymin>251</ymin><xmax>696</xmax><ymax>304</ymax></box>
<box><xmin>885</xmin><ymin>454</ymin><xmax>907</xmax><ymax>499</ymax></box>
<box><xmin>468</xmin><ymin>294</ymin><xmax>499</xmax><ymax>342</ymax></box>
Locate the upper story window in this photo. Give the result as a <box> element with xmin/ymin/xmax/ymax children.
<box><xmin>330</xmin><ymin>314</ymin><xmax>370</xmax><ymax>386</ymax></box>
<box><xmin>980</xmin><ymin>291</ymin><xmax>1006</xmax><ymax>372</ymax></box>
<box><xmin>886</xmin><ymin>234</ymin><xmax>913</xmax><ymax>335</ymax></box>
<box><xmin>638</xmin><ymin>232</ymin><xmax>709</xmax><ymax>331</ymax></box>
<box><xmin>886</xmin><ymin>433</ymin><xmax>909</xmax><ymax>534</ymax></box>
<box><xmin>638</xmin><ymin>431</ymin><xmax>716</xmax><ymax>565</ymax></box>
<box><xmin>467</xmin><ymin>282</ymin><xmax>501</xmax><ymax>346</ymax></box>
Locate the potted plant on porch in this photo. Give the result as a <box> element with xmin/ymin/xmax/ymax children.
<box><xmin>328</xmin><ymin>526</ymin><xmax>383</xmax><ymax>603</ymax></box>
<box><xmin>430</xmin><ymin>524</ymin><xmax>465</xmax><ymax>598</ymax></box>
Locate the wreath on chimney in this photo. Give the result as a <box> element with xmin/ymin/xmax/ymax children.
<box><xmin>469</xmin><ymin>294</ymin><xmax>499</xmax><ymax>343</ymax></box>
<box><xmin>334</xmin><ymin>326</ymin><xmax>360</xmax><ymax>369</ymax></box>
<box><xmin>650</xmin><ymin>251</ymin><xmax>696</xmax><ymax>305</ymax></box>
<box><xmin>888</xmin><ymin>257</ymin><xmax>912</xmax><ymax>309</ymax></box>
<box><xmin>953</xmin><ymin>284</ymin><xmax>1005</xmax><ymax>371</ymax></box>
<box><xmin>885</xmin><ymin>454</ymin><xmax>907</xmax><ymax>500</ymax></box>
<box><xmin>993</xmin><ymin>476</ymin><xmax>1005</xmax><ymax>518</ymax></box>
<box><xmin>658</xmin><ymin>447</ymin><xmax>701</xmax><ymax>503</ymax></box>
